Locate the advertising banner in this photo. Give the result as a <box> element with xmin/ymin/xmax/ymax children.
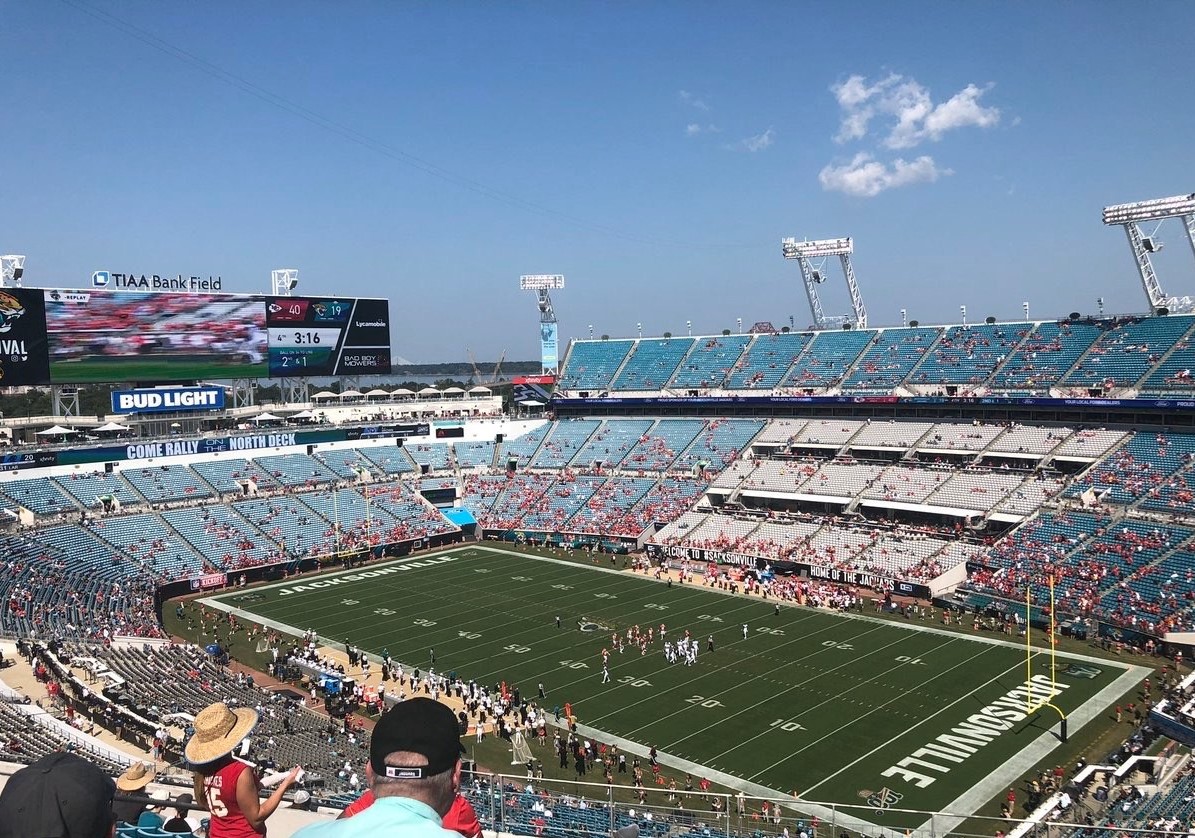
<box><xmin>0</xmin><ymin>288</ymin><xmax>51</xmax><ymax>386</ymax></box>
<box><xmin>111</xmin><ymin>386</ymin><xmax>226</xmax><ymax>414</ymax></box>
<box><xmin>540</xmin><ymin>322</ymin><xmax>559</xmax><ymax>370</ymax></box>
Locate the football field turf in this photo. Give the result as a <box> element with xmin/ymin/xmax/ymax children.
<box><xmin>202</xmin><ymin>545</ymin><xmax>1146</xmax><ymax>830</ymax></box>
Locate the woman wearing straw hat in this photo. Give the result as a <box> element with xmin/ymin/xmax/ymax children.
<box><xmin>186</xmin><ymin>701</ymin><xmax>301</xmax><ymax>837</ymax></box>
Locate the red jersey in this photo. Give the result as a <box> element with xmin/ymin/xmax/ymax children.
<box><xmin>203</xmin><ymin>759</ymin><xmax>264</xmax><ymax>838</ymax></box>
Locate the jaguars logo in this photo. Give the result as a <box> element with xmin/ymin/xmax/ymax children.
<box><xmin>578</xmin><ymin>618</ymin><xmax>611</xmax><ymax>633</ymax></box>
<box><xmin>0</xmin><ymin>292</ymin><xmax>26</xmax><ymax>334</ymax></box>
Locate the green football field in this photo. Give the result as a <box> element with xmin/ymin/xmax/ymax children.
<box><xmin>202</xmin><ymin>545</ymin><xmax>1145</xmax><ymax>830</ymax></box>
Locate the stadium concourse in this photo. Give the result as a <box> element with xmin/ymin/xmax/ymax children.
<box><xmin>6</xmin><ymin>315</ymin><xmax>1195</xmax><ymax>835</ymax></box>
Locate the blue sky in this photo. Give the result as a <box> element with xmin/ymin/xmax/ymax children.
<box><xmin>3</xmin><ymin>1</ymin><xmax>1194</xmax><ymax>363</ymax></box>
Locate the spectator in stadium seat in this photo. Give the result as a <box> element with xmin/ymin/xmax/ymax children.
<box><xmin>186</xmin><ymin>701</ymin><xmax>302</xmax><ymax>838</ymax></box>
<box><xmin>0</xmin><ymin>751</ymin><xmax>117</xmax><ymax>838</ymax></box>
<box><xmin>293</xmin><ymin>698</ymin><xmax>466</xmax><ymax>838</ymax></box>
<box><xmin>112</xmin><ymin>761</ymin><xmax>156</xmax><ymax>825</ymax></box>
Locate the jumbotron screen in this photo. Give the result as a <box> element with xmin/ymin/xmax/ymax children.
<box><xmin>0</xmin><ymin>288</ymin><xmax>391</xmax><ymax>386</ymax></box>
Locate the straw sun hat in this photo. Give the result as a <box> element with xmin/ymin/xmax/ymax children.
<box><xmin>116</xmin><ymin>761</ymin><xmax>155</xmax><ymax>792</ymax></box>
<box><xmin>184</xmin><ymin>702</ymin><xmax>259</xmax><ymax>765</ymax></box>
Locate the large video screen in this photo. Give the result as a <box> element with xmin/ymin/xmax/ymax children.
<box><xmin>8</xmin><ymin>288</ymin><xmax>393</xmax><ymax>385</ymax></box>
<box><xmin>266</xmin><ymin>296</ymin><xmax>391</xmax><ymax>377</ymax></box>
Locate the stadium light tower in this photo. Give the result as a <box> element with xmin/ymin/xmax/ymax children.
<box><xmin>271</xmin><ymin>268</ymin><xmax>299</xmax><ymax>297</ymax></box>
<box><xmin>520</xmin><ymin>274</ymin><xmax>564</xmax><ymax>376</ymax></box>
<box><xmin>781</xmin><ymin>236</ymin><xmax>867</xmax><ymax>329</ymax></box>
<box><xmin>1102</xmin><ymin>192</ymin><xmax>1195</xmax><ymax>314</ymax></box>
<box><xmin>0</xmin><ymin>255</ymin><xmax>26</xmax><ymax>288</ymax></box>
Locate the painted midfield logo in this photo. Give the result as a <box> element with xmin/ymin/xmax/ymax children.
<box><xmin>577</xmin><ymin>618</ymin><xmax>612</xmax><ymax>633</ymax></box>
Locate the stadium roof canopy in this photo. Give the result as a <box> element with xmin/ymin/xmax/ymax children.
<box><xmin>312</xmin><ymin>391</ymin><xmax>338</xmax><ymax>400</ymax></box>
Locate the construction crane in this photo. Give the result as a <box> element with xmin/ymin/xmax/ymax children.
<box><xmin>466</xmin><ymin>349</ymin><xmax>507</xmax><ymax>385</ymax></box>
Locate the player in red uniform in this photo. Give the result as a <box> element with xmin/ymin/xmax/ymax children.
<box><xmin>185</xmin><ymin>701</ymin><xmax>301</xmax><ymax>837</ymax></box>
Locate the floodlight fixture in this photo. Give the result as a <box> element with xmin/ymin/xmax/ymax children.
<box><xmin>1102</xmin><ymin>194</ymin><xmax>1195</xmax><ymax>225</ymax></box>
<box><xmin>686</xmin><ymin>320</ymin><xmax>692</xmax><ymax>336</ymax></box>
<box><xmin>519</xmin><ymin>274</ymin><xmax>565</xmax><ymax>291</ymax></box>
<box><xmin>271</xmin><ymin>268</ymin><xmax>299</xmax><ymax>296</ymax></box>
<box><xmin>636</xmin><ymin>322</ymin><xmax>642</xmax><ymax>339</ymax></box>
<box><xmin>588</xmin><ymin>324</ymin><xmax>594</xmax><ymax>339</ymax></box>
<box><xmin>1023</xmin><ymin>301</ymin><xmax>1030</xmax><ymax>320</ymax></box>
<box><xmin>960</xmin><ymin>305</ymin><xmax>967</xmax><ymax>326</ymax></box>
<box><xmin>1097</xmin><ymin>297</ymin><xmax>1105</xmax><ymax>316</ymax></box>
<box><xmin>1102</xmin><ymin>191</ymin><xmax>1195</xmax><ymax>313</ymax></box>
<box><xmin>0</xmin><ymin>255</ymin><xmax>26</xmax><ymax>287</ymax></box>
<box><xmin>737</xmin><ymin>317</ymin><xmax>742</xmax><ymax>334</ymax></box>
<box><xmin>900</xmin><ymin>308</ymin><xmax>907</xmax><ymax>327</ymax></box>
<box><xmin>780</xmin><ymin>237</ymin><xmax>853</xmax><ymax>259</ymax></box>
<box><xmin>780</xmin><ymin>235</ymin><xmax>867</xmax><ymax>330</ymax></box>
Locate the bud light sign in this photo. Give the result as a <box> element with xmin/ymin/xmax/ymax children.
<box><xmin>111</xmin><ymin>386</ymin><xmax>226</xmax><ymax>414</ymax></box>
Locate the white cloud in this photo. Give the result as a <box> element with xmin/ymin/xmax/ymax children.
<box><xmin>818</xmin><ymin>152</ymin><xmax>950</xmax><ymax>197</ymax></box>
<box><xmin>685</xmin><ymin>123</ymin><xmax>720</xmax><ymax>136</ymax></box>
<box><xmin>830</xmin><ymin>73</ymin><xmax>1000</xmax><ymax>149</ymax></box>
<box><xmin>679</xmin><ymin>90</ymin><xmax>710</xmax><ymax>111</ymax></box>
<box><xmin>737</xmin><ymin>127</ymin><xmax>775</xmax><ymax>152</ymax></box>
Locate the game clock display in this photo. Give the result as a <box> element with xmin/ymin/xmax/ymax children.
<box><xmin>266</xmin><ymin>296</ymin><xmax>391</xmax><ymax>377</ymax></box>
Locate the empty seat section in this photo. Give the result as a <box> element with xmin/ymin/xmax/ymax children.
<box><xmin>611</xmin><ymin>338</ymin><xmax>695</xmax><ymax>391</ymax></box>
<box><xmin>453</xmin><ymin>440</ymin><xmax>495</xmax><ymax>469</ymax></box>
<box><xmin>840</xmin><ymin>327</ymin><xmax>940</xmax><ymax>391</ymax></box>
<box><xmin>0</xmin><ymin>476</ymin><xmax>75</xmax><ymax>516</ymax></box>
<box><xmin>162</xmin><ymin>505</ymin><xmax>273</xmax><ymax>570</ymax></box>
<box><xmin>557</xmin><ymin>339</ymin><xmax>635</xmax><ymax>390</ymax></box>
<box><xmin>116</xmin><ymin>465</ymin><xmax>213</xmax><ymax>505</ymax></box>
<box><xmin>670</xmin><ymin>334</ymin><xmax>751</xmax><ymax>388</ymax></box>
<box><xmin>54</xmin><ymin>471</ymin><xmax>140</xmax><ymax>510</ymax></box>
<box><xmin>911</xmin><ymin>322</ymin><xmax>1031</xmax><ymax>386</ymax></box>
<box><xmin>989</xmin><ymin>320</ymin><xmax>1101</xmax><ymax>391</ymax></box>
<box><xmin>191</xmin><ymin>458</ymin><xmax>281</xmax><ymax>494</ymax></box>
<box><xmin>781</xmin><ymin>329</ymin><xmax>875</xmax><ymax>389</ymax></box>
<box><xmin>1062</xmin><ymin>315</ymin><xmax>1195</xmax><ymax>389</ymax></box>
<box><xmin>528</xmin><ymin>420</ymin><xmax>601</xmax><ymax>469</ymax></box>
<box><xmin>255</xmin><ymin>453</ymin><xmax>338</xmax><ymax>487</ymax></box>
<box><xmin>726</xmin><ymin>332</ymin><xmax>811</xmax><ymax>389</ymax></box>
<box><xmin>570</xmin><ymin>418</ymin><xmax>653</xmax><ymax>469</ymax></box>
<box><xmin>671</xmin><ymin>419</ymin><xmax>765</xmax><ymax>474</ymax></box>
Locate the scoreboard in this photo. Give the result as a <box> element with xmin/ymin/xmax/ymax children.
<box><xmin>266</xmin><ymin>296</ymin><xmax>391</xmax><ymax>377</ymax></box>
<box><xmin>0</xmin><ymin>288</ymin><xmax>391</xmax><ymax>386</ymax></box>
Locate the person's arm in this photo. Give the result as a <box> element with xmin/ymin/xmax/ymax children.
<box><xmin>193</xmin><ymin>773</ymin><xmax>207</xmax><ymax>811</ymax></box>
<box><xmin>237</xmin><ymin>764</ymin><xmax>300</xmax><ymax>831</ymax></box>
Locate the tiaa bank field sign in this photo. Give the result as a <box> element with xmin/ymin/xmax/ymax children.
<box><xmin>111</xmin><ymin>386</ymin><xmax>226</xmax><ymax>415</ymax></box>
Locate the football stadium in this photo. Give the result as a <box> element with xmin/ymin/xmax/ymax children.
<box><xmin>5</xmin><ymin>6</ymin><xmax>1195</xmax><ymax>838</ymax></box>
<box><xmin>6</xmin><ymin>234</ymin><xmax>1195</xmax><ymax>836</ymax></box>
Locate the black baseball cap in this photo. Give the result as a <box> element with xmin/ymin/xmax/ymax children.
<box><xmin>369</xmin><ymin>698</ymin><xmax>465</xmax><ymax>780</ymax></box>
<box><xmin>0</xmin><ymin>752</ymin><xmax>116</xmax><ymax>838</ymax></box>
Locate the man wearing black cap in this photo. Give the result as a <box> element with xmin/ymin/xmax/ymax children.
<box><xmin>292</xmin><ymin>698</ymin><xmax>466</xmax><ymax>838</ymax></box>
<box><xmin>0</xmin><ymin>752</ymin><xmax>117</xmax><ymax>838</ymax></box>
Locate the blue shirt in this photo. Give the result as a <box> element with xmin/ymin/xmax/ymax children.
<box><xmin>293</xmin><ymin>795</ymin><xmax>463</xmax><ymax>838</ymax></box>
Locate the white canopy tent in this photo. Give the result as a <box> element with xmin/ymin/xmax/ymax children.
<box><xmin>95</xmin><ymin>422</ymin><xmax>132</xmax><ymax>433</ymax></box>
<box><xmin>36</xmin><ymin>425</ymin><xmax>76</xmax><ymax>435</ymax></box>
